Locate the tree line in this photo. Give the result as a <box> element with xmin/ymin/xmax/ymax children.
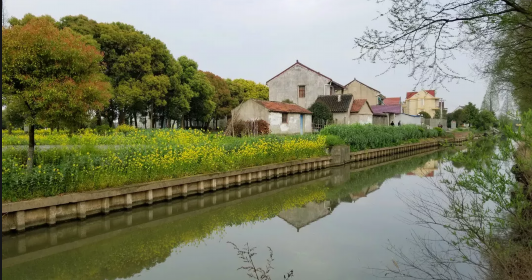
<box><xmin>2</xmin><ymin>14</ymin><xmax>269</xmax><ymax>133</ymax></box>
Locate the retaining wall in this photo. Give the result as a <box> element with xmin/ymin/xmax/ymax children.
<box><xmin>2</xmin><ymin>137</ymin><xmax>467</xmax><ymax>233</ymax></box>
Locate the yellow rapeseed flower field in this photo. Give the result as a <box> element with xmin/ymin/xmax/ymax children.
<box><xmin>2</xmin><ymin>128</ymin><xmax>327</xmax><ymax>201</ymax></box>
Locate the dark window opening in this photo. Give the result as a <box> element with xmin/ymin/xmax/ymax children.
<box><xmin>298</xmin><ymin>86</ymin><xmax>305</xmax><ymax>98</ymax></box>
<box><xmin>282</xmin><ymin>113</ymin><xmax>288</xmax><ymax>123</ymax></box>
<box><xmin>330</xmin><ymin>86</ymin><xmax>333</xmax><ymax>95</ymax></box>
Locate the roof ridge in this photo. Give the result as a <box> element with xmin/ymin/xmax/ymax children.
<box><xmin>266</xmin><ymin>61</ymin><xmax>343</xmax><ymax>87</ymax></box>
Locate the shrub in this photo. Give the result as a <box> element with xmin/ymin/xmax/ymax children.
<box><xmin>309</xmin><ymin>101</ymin><xmax>333</xmax><ymax>124</ymax></box>
<box><xmin>320</xmin><ymin>124</ymin><xmax>439</xmax><ymax>151</ymax></box>
<box><xmin>325</xmin><ymin>135</ymin><xmax>345</xmax><ymax>147</ymax></box>
<box><xmin>434</xmin><ymin>127</ymin><xmax>444</xmax><ymax>136</ymax></box>
<box><xmin>95</xmin><ymin>124</ymin><xmax>112</xmax><ymax>135</ymax></box>
<box><xmin>116</xmin><ymin>124</ymin><xmax>137</xmax><ymax>134</ymax></box>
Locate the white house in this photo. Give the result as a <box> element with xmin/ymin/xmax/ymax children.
<box><xmin>231</xmin><ymin>99</ymin><xmax>312</xmax><ymax>134</ymax></box>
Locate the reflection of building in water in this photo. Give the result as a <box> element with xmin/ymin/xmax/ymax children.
<box><xmin>342</xmin><ymin>183</ymin><xmax>382</xmax><ymax>203</ymax></box>
<box><xmin>278</xmin><ymin>201</ymin><xmax>339</xmax><ymax>232</ymax></box>
<box><xmin>406</xmin><ymin>159</ymin><xmax>439</xmax><ymax>177</ymax></box>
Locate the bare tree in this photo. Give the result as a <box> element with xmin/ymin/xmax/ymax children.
<box><xmin>373</xmin><ymin>139</ymin><xmax>532</xmax><ymax>279</ymax></box>
<box><xmin>228</xmin><ymin>242</ymin><xmax>294</xmax><ymax>280</ymax></box>
<box><xmin>353</xmin><ymin>0</ymin><xmax>532</xmax><ymax>87</ymax></box>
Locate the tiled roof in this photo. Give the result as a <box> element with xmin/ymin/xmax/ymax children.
<box><xmin>371</xmin><ymin>104</ymin><xmax>402</xmax><ymax>114</ymax></box>
<box><xmin>255</xmin><ymin>100</ymin><xmax>312</xmax><ymax>114</ymax></box>
<box><xmin>315</xmin><ymin>95</ymin><xmax>353</xmax><ymax>113</ymax></box>
<box><xmin>350</xmin><ymin>99</ymin><xmax>372</xmax><ymax>114</ymax></box>
<box><xmin>406</xmin><ymin>91</ymin><xmax>417</xmax><ymax>99</ymax></box>
<box><xmin>406</xmin><ymin>90</ymin><xmax>436</xmax><ymax>99</ymax></box>
<box><xmin>383</xmin><ymin>97</ymin><xmax>401</xmax><ymax>105</ymax></box>
<box><xmin>266</xmin><ymin>61</ymin><xmax>344</xmax><ymax>88</ymax></box>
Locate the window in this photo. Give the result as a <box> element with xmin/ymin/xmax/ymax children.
<box><xmin>282</xmin><ymin>113</ymin><xmax>288</xmax><ymax>124</ymax></box>
<box><xmin>298</xmin><ymin>85</ymin><xmax>305</xmax><ymax>98</ymax></box>
<box><xmin>330</xmin><ymin>86</ymin><xmax>333</xmax><ymax>95</ymax></box>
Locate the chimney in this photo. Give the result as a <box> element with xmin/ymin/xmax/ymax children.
<box><xmin>338</xmin><ymin>95</ymin><xmax>341</xmax><ymax>102</ymax></box>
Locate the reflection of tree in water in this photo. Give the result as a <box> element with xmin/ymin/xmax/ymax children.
<box><xmin>228</xmin><ymin>242</ymin><xmax>294</xmax><ymax>280</ymax></box>
<box><xmin>374</xmin><ymin>137</ymin><xmax>531</xmax><ymax>280</ymax></box>
<box><xmin>451</xmin><ymin>138</ymin><xmax>497</xmax><ymax>170</ymax></box>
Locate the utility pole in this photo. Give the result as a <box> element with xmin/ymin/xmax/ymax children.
<box><xmin>440</xmin><ymin>98</ymin><xmax>445</xmax><ymax>127</ymax></box>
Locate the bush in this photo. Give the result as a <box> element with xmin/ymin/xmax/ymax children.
<box><xmin>95</xmin><ymin>124</ymin><xmax>112</xmax><ymax>135</ymax></box>
<box><xmin>116</xmin><ymin>124</ymin><xmax>137</xmax><ymax>134</ymax></box>
<box><xmin>320</xmin><ymin>124</ymin><xmax>439</xmax><ymax>151</ymax></box>
<box><xmin>434</xmin><ymin>127</ymin><xmax>444</xmax><ymax>136</ymax></box>
<box><xmin>227</xmin><ymin>119</ymin><xmax>270</xmax><ymax>137</ymax></box>
<box><xmin>309</xmin><ymin>101</ymin><xmax>333</xmax><ymax>124</ymax></box>
<box><xmin>325</xmin><ymin>135</ymin><xmax>345</xmax><ymax>147</ymax></box>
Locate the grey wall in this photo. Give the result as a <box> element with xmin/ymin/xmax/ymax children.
<box><xmin>231</xmin><ymin>100</ymin><xmax>270</xmax><ymax>121</ymax></box>
<box><xmin>269</xmin><ymin>112</ymin><xmax>312</xmax><ymax>134</ymax></box>
<box><xmin>267</xmin><ymin>64</ymin><xmax>332</xmax><ymax>109</ymax></box>
<box><xmin>350</xmin><ymin>114</ymin><xmax>373</xmax><ymax>124</ymax></box>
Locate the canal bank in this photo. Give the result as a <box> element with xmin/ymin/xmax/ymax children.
<box><xmin>2</xmin><ymin>137</ymin><xmax>467</xmax><ymax>232</ymax></box>
<box><xmin>2</xmin><ymin>148</ymin><xmax>455</xmax><ymax>280</ymax></box>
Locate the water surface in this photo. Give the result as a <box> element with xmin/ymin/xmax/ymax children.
<box><xmin>3</xmin><ymin>148</ymin><xmax>461</xmax><ymax>280</ymax></box>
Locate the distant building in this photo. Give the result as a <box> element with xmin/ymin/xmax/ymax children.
<box><xmin>402</xmin><ymin>90</ymin><xmax>442</xmax><ymax>118</ymax></box>
<box><xmin>315</xmin><ymin>95</ymin><xmax>374</xmax><ymax>124</ymax></box>
<box><xmin>344</xmin><ymin>79</ymin><xmax>385</xmax><ymax>106</ymax></box>
<box><xmin>383</xmin><ymin>97</ymin><xmax>401</xmax><ymax>105</ymax></box>
<box><xmin>231</xmin><ymin>99</ymin><xmax>312</xmax><ymax>134</ymax></box>
<box><xmin>371</xmin><ymin>104</ymin><xmax>422</xmax><ymax>126</ymax></box>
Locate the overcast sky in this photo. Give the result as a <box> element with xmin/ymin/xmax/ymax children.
<box><xmin>6</xmin><ymin>0</ymin><xmax>487</xmax><ymax>111</ymax></box>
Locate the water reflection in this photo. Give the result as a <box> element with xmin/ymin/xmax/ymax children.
<box><xmin>2</xmin><ymin>147</ymin><xmax>453</xmax><ymax>280</ymax></box>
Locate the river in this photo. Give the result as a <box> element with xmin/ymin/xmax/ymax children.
<box><xmin>2</xmin><ymin>148</ymin><xmax>475</xmax><ymax>280</ymax></box>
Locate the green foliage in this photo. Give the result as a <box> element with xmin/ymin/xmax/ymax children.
<box><xmin>324</xmin><ymin>135</ymin><xmax>345</xmax><ymax>147</ymax></box>
<box><xmin>115</xmin><ymin>124</ymin><xmax>136</xmax><ymax>134</ymax></box>
<box><xmin>1</xmin><ymin>130</ymin><xmax>326</xmax><ymax>201</ymax></box>
<box><xmin>320</xmin><ymin>124</ymin><xmax>439</xmax><ymax>151</ymax></box>
<box><xmin>463</xmin><ymin>102</ymin><xmax>479</xmax><ymax>125</ymax></box>
<box><xmin>418</xmin><ymin>111</ymin><xmax>431</xmax><ymax>119</ymax></box>
<box><xmin>309</xmin><ymin>101</ymin><xmax>333</xmax><ymax>123</ymax></box>
<box><xmin>434</xmin><ymin>127</ymin><xmax>444</xmax><ymax>136</ymax></box>
<box><xmin>472</xmin><ymin>110</ymin><xmax>498</xmax><ymax>131</ymax></box>
<box><xmin>94</xmin><ymin>125</ymin><xmax>112</xmax><ymax>135</ymax></box>
<box><xmin>226</xmin><ymin>78</ymin><xmax>269</xmax><ymax>103</ymax></box>
<box><xmin>282</xmin><ymin>99</ymin><xmax>294</xmax><ymax>104</ymax></box>
<box><xmin>2</xmin><ymin>18</ymin><xmax>112</xmax><ymax>128</ymax></box>
<box><xmin>433</xmin><ymin>109</ymin><xmax>447</xmax><ymax>119</ymax></box>
<box><xmin>202</xmin><ymin>71</ymin><xmax>236</xmax><ymax>120</ymax></box>
<box><xmin>448</xmin><ymin>108</ymin><xmax>466</xmax><ymax>127</ymax></box>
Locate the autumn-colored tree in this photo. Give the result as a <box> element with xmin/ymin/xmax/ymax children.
<box><xmin>202</xmin><ymin>71</ymin><xmax>238</xmax><ymax>127</ymax></box>
<box><xmin>2</xmin><ymin>18</ymin><xmax>111</xmax><ymax>168</ymax></box>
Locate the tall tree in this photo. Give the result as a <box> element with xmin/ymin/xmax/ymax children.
<box><xmin>2</xmin><ymin>18</ymin><xmax>111</xmax><ymax>168</ymax></box>
<box><xmin>202</xmin><ymin>71</ymin><xmax>237</xmax><ymax>127</ymax></box>
<box><xmin>463</xmin><ymin>102</ymin><xmax>480</xmax><ymax>125</ymax></box>
<box><xmin>481</xmin><ymin>79</ymin><xmax>500</xmax><ymax>113</ymax></box>
<box><xmin>226</xmin><ymin>79</ymin><xmax>269</xmax><ymax>104</ymax></box>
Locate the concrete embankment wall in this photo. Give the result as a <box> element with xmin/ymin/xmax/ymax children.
<box><xmin>2</xmin><ymin>137</ymin><xmax>467</xmax><ymax>232</ymax></box>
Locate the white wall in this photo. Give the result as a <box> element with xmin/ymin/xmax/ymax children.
<box><xmin>269</xmin><ymin>112</ymin><xmax>311</xmax><ymax>134</ymax></box>
<box><xmin>332</xmin><ymin>112</ymin><xmax>350</xmax><ymax>124</ymax></box>
<box><xmin>390</xmin><ymin>114</ymin><xmax>422</xmax><ymax>125</ymax></box>
<box><xmin>350</xmin><ymin>114</ymin><xmax>373</xmax><ymax>124</ymax></box>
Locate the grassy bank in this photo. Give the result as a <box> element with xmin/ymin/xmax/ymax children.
<box><xmin>2</xmin><ymin>130</ymin><xmax>326</xmax><ymax>202</ymax></box>
<box><xmin>320</xmin><ymin>124</ymin><xmax>441</xmax><ymax>151</ymax></box>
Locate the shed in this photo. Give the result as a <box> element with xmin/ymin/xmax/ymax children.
<box><xmin>350</xmin><ymin>99</ymin><xmax>373</xmax><ymax>125</ymax></box>
<box><xmin>231</xmin><ymin>99</ymin><xmax>312</xmax><ymax>135</ymax></box>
